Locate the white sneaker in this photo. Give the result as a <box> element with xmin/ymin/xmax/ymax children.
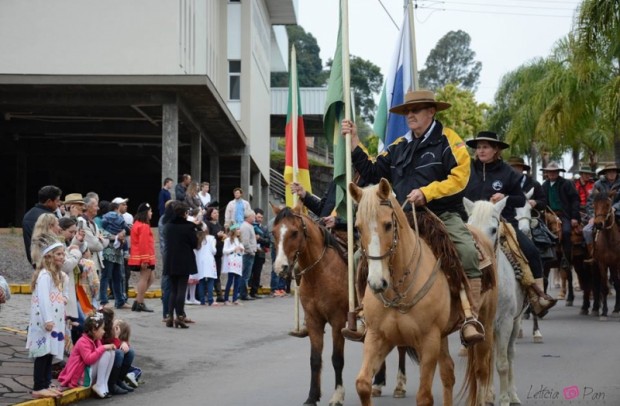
<box><xmin>125</xmin><ymin>372</ymin><xmax>138</xmax><ymax>388</ymax></box>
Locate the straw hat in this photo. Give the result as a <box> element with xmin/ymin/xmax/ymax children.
<box><xmin>63</xmin><ymin>193</ymin><xmax>85</xmax><ymax>205</ymax></box>
<box><xmin>540</xmin><ymin>162</ymin><xmax>566</xmax><ymax>172</ymax></box>
<box><xmin>507</xmin><ymin>156</ymin><xmax>531</xmax><ymax>171</ymax></box>
<box><xmin>597</xmin><ymin>164</ymin><xmax>619</xmax><ymax>177</ymax></box>
<box><xmin>465</xmin><ymin>131</ymin><xmax>510</xmax><ymax>150</ymax></box>
<box><xmin>389</xmin><ymin>90</ymin><xmax>451</xmax><ymax>115</ymax></box>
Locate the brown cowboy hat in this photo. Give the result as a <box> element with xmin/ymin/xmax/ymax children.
<box><xmin>389</xmin><ymin>89</ymin><xmax>451</xmax><ymax>115</ymax></box>
<box><xmin>577</xmin><ymin>165</ymin><xmax>596</xmax><ymax>175</ymax></box>
<box><xmin>597</xmin><ymin>163</ymin><xmax>619</xmax><ymax>177</ymax></box>
<box><xmin>62</xmin><ymin>193</ymin><xmax>85</xmax><ymax>205</ymax></box>
<box><xmin>507</xmin><ymin>156</ymin><xmax>531</xmax><ymax>171</ymax></box>
<box><xmin>540</xmin><ymin>162</ymin><xmax>566</xmax><ymax>172</ymax></box>
<box><xmin>465</xmin><ymin>131</ymin><xmax>510</xmax><ymax>150</ymax></box>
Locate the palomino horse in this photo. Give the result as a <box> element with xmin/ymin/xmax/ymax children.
<box><xmin>591</xmin><ymin>191</ymin><xmax>620</xmax><ymax>320</ymax></box>
<box><xmin>271</xmin><ymin>204</ymin><xmax>347</xmax><ymax>406</ymax></box>
<box><xmin>270</xmin><ymin>203</ymin><xmax>408</xmax><ymax>404</ymax></box>
<box><xmin>464</xmin><ymin>197</ymin><xmax>527</xmax><ymax>406</ymax></box>
<box><xmin>350</xmin><ymin>179</ymin><xmax>497</xmax><ymax>406</ymax></box>
<box><xmin>514</xmin><ymin>189</ymin><xmax>543</xmax><ymax>343</ymax></box>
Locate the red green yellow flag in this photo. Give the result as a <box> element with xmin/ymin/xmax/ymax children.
<box><xmin>284</xmin><ymin>46</ymin><xmax>312</xmax><ymax>207</ymax></box>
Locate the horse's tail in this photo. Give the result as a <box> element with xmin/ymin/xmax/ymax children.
<box><xmin>459</xmin><ymin>335</ymin><xmax>495</xmax><ymax>406</ymax></box>
<box><xmin>404</xmin><ymin>346</ymin><xmax>419</xmax><ymax>365</ymax></box>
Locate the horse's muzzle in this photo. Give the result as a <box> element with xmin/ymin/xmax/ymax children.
<box><xmin>594</xmin><ymin>222</ymin><xmax>603</xmax><ymax>230</ymax></box>
<box><xmin>369</xmin><ymin>278</ymin><xmax>388</xmax><ymax>294</ymax></box>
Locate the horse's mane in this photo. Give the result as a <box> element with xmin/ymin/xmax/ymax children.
<box><xmin>593</xmin><ymin>190</ymin><xmax>611</xmax><ymax>204</ymax></box>
<box><xmin>467</xmin><ymin>200</ymin><xmax>497</xmax><ymax>227</ymax></box>
<box><xmin>274</xmin><ymin>206</ymin><xmax>341</xmax><ymax>252</ymax></box>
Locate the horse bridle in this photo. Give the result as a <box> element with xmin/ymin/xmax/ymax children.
<box><xmin>360</xmin><ymin>199</ymin><xmax>437</xmax><ymax>312</ymax></box>
<box><xmin>287</xmin><ymin>213</ymin><xmax>328</xmax><ymax>278</ymax></box>
<box><xmin>594</xmin><ymin>198</ymin><xmax>615</xmax><ymax>230</ymax></box>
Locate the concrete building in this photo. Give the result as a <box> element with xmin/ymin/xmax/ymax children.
<box><xmin>0</xmin><ymin>0</ymin><xmax>297</xmax><ymax>226</ymax></box>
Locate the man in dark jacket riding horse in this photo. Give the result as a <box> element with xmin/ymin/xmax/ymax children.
<box><xmin>341</xmin><ymin>90</ymin><xmax>485</xmax><ymax>345</ymax></box>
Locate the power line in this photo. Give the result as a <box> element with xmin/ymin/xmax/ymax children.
<box><xmin>377</xmin><ymin>0</ymin><xmax>400</xmax><ymax>30</ymax></box>
<box><xmin>418</xmin><ymin>5</ymin><xmax>574</xmax><ymax>18</ymax></box>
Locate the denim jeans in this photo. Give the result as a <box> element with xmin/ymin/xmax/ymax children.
<box><xmin>240</xmin><ymin>254</ymin><xmax>255</xmax><ymax>299</ymax></box>
<box><xmin>110</xmin><ymin>348</ymin><xmax>135</xmax><ymax>385</ymax></box>
<box><xmin>100</xmin><ymin>260</ymin><xmax>124</xmax><ymax>308</ymax></box>
<box><xmin>270</xmin><ymin>270</ymin><xmax>286</xmax><ymax>291</ymax></box>
<box><xmin>204</xmin><ymin>278</ymin><xmax>215</xmax><ymax>305</ymax></box>
<box><xmin>161</xmin><ymin>274</ymin><xmax>170</xmax><ymax>318</ymax></box>
<box><xmin>224</xmin><ymin>274</ymin><xmax>241</xmax><ymax>302</ymax></box>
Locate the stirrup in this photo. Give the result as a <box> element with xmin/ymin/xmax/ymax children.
<box><xmin>460</xmin><ymin>318</ymin><xmax>485</xmax><ymax>347</ymax></box>
<box><xmin>341</xmin><ymin>317</ymin><xmax>366</xmax><ymax>342</ymax></box>
<box><xmin>288</xmin><ymin>327</ymin><xmax>309</xmax><ymax>338</ymax></box>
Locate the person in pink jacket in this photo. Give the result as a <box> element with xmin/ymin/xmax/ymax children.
<box><xmin>58</xmin><ymin>312</ymin><xmax>116</xmax><ymax>398</ymax></box>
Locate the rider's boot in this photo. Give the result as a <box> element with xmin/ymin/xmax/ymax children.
<box><xmin>527</xmin><ymin>278</ymin><xmax>557</xmax><ymax>318</ymax></box>
<box><xmin>341</xmin><ymin>308</ymin><xmax>365</xmax><ymax>342</ymax></box>
<box><xmin>461</xmin><ymin>278</ymin><xmax>485</xmax><ymax>346</ymax></box>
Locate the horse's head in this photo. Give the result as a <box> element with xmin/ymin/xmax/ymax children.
<box><xmin>464</xmin><ymin>196</ymin><xmax>507</xmax><ymax>245</ymax></box>
<box><xmin>593</xmin><ymin>191</ymin><xmax>614</xmax><ymax>230</ymax></box>
<box><xmin>270</xmin><ymin>201</ymin><xmax>307</xmax><ymax>279</ymax></box>
<box><xmin>350</xmin><ymin>178</ymin><xmax>402</xmax><ymax>294</ymax></box>
<box><xmin>515</xmin><ymin>189</ymin><xmax>534</xmax><ymax>238</ymax></box>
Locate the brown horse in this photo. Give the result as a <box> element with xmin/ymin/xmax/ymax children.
<box><xmin>271</xmin><ymin>203</ymin><xmax>348</xmax><ymax>406</ymax></box>
<box><xmin>350</xmin><ymin>179</ymin><xmax>497</xmax><ymax>406</ymax></box>
<box><xmin>591</xmin><ymin>191</ymin><xmax>620</xmax><ymax>319</ymax></box>
<box><xmin>541</xmin><ymin>209</ymin><xmax>576</xmax><ymax>305</ymax></box>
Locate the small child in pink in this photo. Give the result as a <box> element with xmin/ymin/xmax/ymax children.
<box><xmin>58</xmin><ymin>312</ymin><xmax>116</xmax><ymax>398</ymax></box>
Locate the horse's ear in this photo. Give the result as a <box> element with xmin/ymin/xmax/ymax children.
<box><xmin>377</xmin><ymin>178</ymin><xmax>392</xmax><ymax>200</ymax></box>
<box><xmin>270</xmin><ymin>201</ymin><xmax>281</xmax><ymax>216</ymax></box>
<box><xmin>349</xmin><ymin>182</ymin><xmax>363</xmax><ymax>204</ymax></box>
<box><xmin>463</xmin><ymin>197</ymin><xmax>475</xmax><ymax>216</ymax></box>
<box><xmin>495</xmin><ymin>196</ymin><xmax>508</xmax><ymax>214</ymax></box>
<box><xmin>525</xmin><ymin>188</ymin><xmax>534</xmax><ymax>200</ymax></box>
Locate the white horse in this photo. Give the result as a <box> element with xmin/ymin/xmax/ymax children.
<box><xmin>514</xmin><ymin>189</ymin><xmax>544</xmax><ymax>343</ymax></box>
<box><xmin>464</xmin><ymin>197</ymin><xmax>526</xmax><ymax>406</ymax></box>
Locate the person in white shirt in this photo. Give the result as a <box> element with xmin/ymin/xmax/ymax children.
<box><xmin>198</xmin><ymin>182</ymin><xmax>211</xmax><ymax>209</ymax></box>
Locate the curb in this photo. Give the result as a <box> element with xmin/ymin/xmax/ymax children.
<box><xmin>16</xmin><ymin>387</ymin><xmax>92</xmax><ymax>406</ymax></box>
<box><xmin>8</xmin><ymin>285</ymin><xmax>276</xmax><ymax>297</ymax></box>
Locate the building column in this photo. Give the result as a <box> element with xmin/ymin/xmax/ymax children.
<box><xmin>191</xmin><ymin>132</ymin><xmax>202</xmax><ymax>182</ymax></box>
<box><xmin>162</xmin><ymin>103</ymin><xmax>179</xmax><ymax>200</ymax></box>
<box><xmin>240</xmin><ymin>153</ymin><xmax>250</xmax><ymax>203</ymax></box>
<box><xmin>251</xmin><ymin>171</ymin><xmax>261</xmax><ymax>209</ymax></box>
<box><xmin>210</xmin><ymin>156</ymin><xmax>220</xmax><ymax>206</ymax></box>
<box><xmin>261</xmin><ymin>184</ymin><xmax>269</xmax><ymax>222</ymax></box>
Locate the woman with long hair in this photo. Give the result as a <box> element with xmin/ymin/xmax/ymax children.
<box><xmin>128</xmin><ymin>203</ymin><xmax>156</xmax><ymax>312</ymax></box>
<box><xmin>184</xmin><ymin>182</ymin><xmax>202</xmax><ymax>211</ymax></box>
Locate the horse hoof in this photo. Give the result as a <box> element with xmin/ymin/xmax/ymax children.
<box><xmin>371</xmin><ymin>386</ymin><xmax>382</xmax><ymax>397</ymax></box>
<box><xmin>599</xmin><ymin>316</ymin><xmax>608</xmax><ymax>321</ymax></box>
<box><xmin>328</xmin><ymin>402</ymin><xmax>343</xmax><ymax>406</ymax></box>
<box><xmin>579</xmin><ymin>309</ymin><xmax>588</xmax><ymax>315</ymax></box>
<box><xmin>393</xmin><ymin>389</ymin><xmax>406</xmax><ymax>398</ymax></box>
<box><xmin>533</xmin><ymin>336</ymin><xmax>543</xmax><ymax>344</ymax></box>
<box><xmin>610</xmin><ymin>312</ymin><xmax>620</xmax><ymax>318</ymax></box>
<box><xmin>565</xmin><ymin>300</ymin><xmax>573</xmax><ymax>307</ymax></box>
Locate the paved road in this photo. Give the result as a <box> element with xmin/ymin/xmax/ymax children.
<box><xmin>3</xmin><ymin>286</ymin><xmax>620</xmax><ymax>406</ymax></box>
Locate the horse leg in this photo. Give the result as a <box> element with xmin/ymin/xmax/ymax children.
<box><xmin>392</xmin><ymin>347</ymin><xmax>407</xmax><ymax>398</ymax></box>
<box><xmin>532</xmin><ymin>313</ymin><xmax>543</xmax><ymax>343</ymax></box>
<box><xmin>610</xmin><ymin>270</ymin><xmax>620</xmax><ymax>316</ymax></box>
<box><xmin>565</xmin><ymin>264</ymin><xmax>575</xmax><ymax>306</ymax></box>
<box><xmin>591</xmin><ymin>267</ymin><xmax>601</xmax><ymax>316</ymax></box>
<box><xmin>576</xmin><ymin>260</ymin><xmax>591</xmax><ymax>315</ymax></box>
<box><xmin>328</xmin><ymin>323</ymin><xmax>345</xmax><ymax>406</ymax></box>
<box><xmin>416</xmin><ymin>333</ymin><xmax>441</xmax><ymax>406</ymax></box>
<box><xmin>599</xmin><ymin>264</ymin><xmax>609</xmax><ymax>320</ymax></box>
<box><xmin>437</xmin><ymin>337</ymin><xmax>454</xmax><ymax>406</ymax></box>
<box><xmin>356</xmin><ymin>331</ymin><xmax>392</xmax><ymax>406</ymax></box>
<box><xmin>371</xmin><ymin>361</ymin><xmax>386</xmax><ymax>397</ymax></box>
<box><xmin>507</xmin><ymin>318</ymin><xmax>522</xmax><ymax>405</ymax></box>
<box><xmin>495</xmin><ymin>318</ymin><xmax>514</xmax><ymax>406</ymax></box>
<box><xmin>304</xmin><ymin>322</ymin><xmax>325</xmax><ymax>406</ymax></box>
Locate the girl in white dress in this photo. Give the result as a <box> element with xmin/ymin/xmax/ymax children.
<box><xmin>195</xmin><ymin>229</ymin><xmax>219</xmax><ymax>306</ymax></box>
<box><xmin>26</xmin><ymin>235</ymin><xmax>67</xmax><ymax>399</ymax></box>
<box><xmin>222</xmin><ymin>225</ymin><xmax>244</xmax><ymax>305</ymax></box>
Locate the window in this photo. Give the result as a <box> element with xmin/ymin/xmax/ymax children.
<box><xmin>229</xmin><ymin>60</ymin><xmax>241</xmax><ymax>100</ymax></box>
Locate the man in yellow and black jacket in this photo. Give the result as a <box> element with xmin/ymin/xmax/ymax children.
<box><xmin>342</xmin><ymin>89</ymin><xmax>483</xmax><ymax>345</ymax></box>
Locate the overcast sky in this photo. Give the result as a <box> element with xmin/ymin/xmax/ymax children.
<box><xmin>297</xmin><ymin>0</ymin><xmax>581</xmax><ymax>104</ymax></box>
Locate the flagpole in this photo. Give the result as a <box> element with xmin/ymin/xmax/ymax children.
<box><xmin>406</xmin><ymin>0</ymin><xmax>419</xmax><ymax>90</ymax></box>
<box><xmin>340</xmin><ymin>0</ymin><xmax>356</xmax><ymax>328</ymax></box>
<box><xmin>291</xmin><ymin>45</ymin><xmax>301</xmax><ymax>333</ymax></box>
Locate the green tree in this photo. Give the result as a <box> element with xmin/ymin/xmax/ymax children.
<box><xmin>419</xmin><ymin>30</ymin><xmax>482</xmax><ymax>91</ymax></box>
<box><xmin>434</xmin><ymin>84</ymin><xmax>488</xmax><ymax>140</ymax></box>
<box><xmin>326</xmin><ymin>55</ymin><xmax>383</xmax><ymax>123</ymax></box>
<box><xmin>576</xmin><ymin>0</ymin><xmax>620</xmax><ymax>164</ymax></box>
<box><xmin>271</xmin><ymin>26</ymin><xmax>326</xmax><ymax>87</ymax></box>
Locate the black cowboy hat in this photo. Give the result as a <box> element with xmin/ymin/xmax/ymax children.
<box><xmin>389</xmin><ymin>90</ymin><xmax>451</xmax><ymax>115</ymax></box>
<box><xmin>465</xmin><ymin>131</ymin><xmax>510</xmax><ymax>150</ymax></box>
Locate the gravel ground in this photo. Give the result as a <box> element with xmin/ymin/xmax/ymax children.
<box><xmin>0</xmin><ymin>228</ymin><xmax>274</xmax><ymax>290</ymax></box>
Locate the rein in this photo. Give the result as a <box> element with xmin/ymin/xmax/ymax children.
<box><xmin>289</xmin><ymin>213</ymin><xmax>329</xmax><ymax>278</ymax></box>
<box><xmin>361</xmin><ymin>199</ymin><xmax>437</xmax><ymax>312</ymax></box>
<box><xmin>594</xmin><ymin>200</ymin><xmax>615</xmax><ymax>230</ymax></box>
